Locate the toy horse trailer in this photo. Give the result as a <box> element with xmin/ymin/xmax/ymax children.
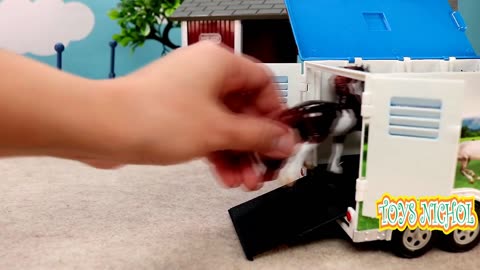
<box><xmin>228</xmin><ymin>0</ymin><xmax>480</xmax><ymax>261</ymax></box>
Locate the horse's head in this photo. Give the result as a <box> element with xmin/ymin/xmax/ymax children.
<box><xmin>345</xmin><ymin>65</ymin><xmax>369</xmax><ymax>72</ymax></box>
<box><xmin>276</xmin><ymin>100</ymin><xmax>339</xmax><ymax>143</ymax></box>
<box><xmin>333</xmin><ymin>65</ymin><xmax>369</xmax><ymax>96</ymax></box>
<box><xmin>256</xmin><ymin>100</ymin><xmax>340</xmax><ymax>177</ymax></box>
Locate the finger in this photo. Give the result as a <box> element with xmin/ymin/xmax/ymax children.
<box><xmin>222</xmin><ymin>54</ymin><xmax>285</xmax><ymax>115</ymax></box>
<box><xmin>243</xmin><ymin>153</ymin><xmax>266</xmax><ymax>190</ymax></box>
<box><xmin>222</xmin><ymin>84</ymin><xmax>286</xmax><ymax>119</ymax></box>
<box><xmin>251</xmin><ymin>65</ymin><xmax>289</xmax><ymax>115</ymax></box>
<box><xmin>255</xmin><ymin>154</ymin><xmax>285</xmax><ymax>182</ymax></box>
<box><xmin>263</xmin><ymin>167</ymin><xmax>280</xmax><ymax>182</ymax></box>
<box><xmin>215</xmin><ymin>113</ymin><xmax>297</xmax><ymax>157</ymax></box>
<box><xmin>171</xmin><ymin>41</ymin><xmax>284</xmax><ymax>115</ymax></box>
<box><xmin>259</xmin><ymin>128</ymin><xmax>301</xmax><ymax>158</ymax></box>
<box><xmin>213</xmin><ymin>164</ymin><xmax>243</xmax><ymax>188</ymax></box>
<box><xmin>212</xmin><ymin>49</ymin><xmax>284</xmax><ymax>114</ymax></box>
<box><xmin>208</xmin><ymin>150</ymin><xmax>269</xmax><ymax>191</ymax></box>
<box><xmin>242</xmin><ymin>165</ymin><xmax>263</xmax><ymax>191</ymax></box>
<box><xmin>80</xmin><ymin>159</ymin><xmax>125</xmax><ymax>169</ymax></box>
<box><xmin>209</xmin><ymin>161</ymin><xmax>243</xmax><ymax>188</ymax></box>
<box><xmin>236</xmin><ymin>152</ymin><xmax>261</xmax><ymax>190</ymax></box>
<box><xmin>239</xmin><ymin>68</ymin><xmax>284</xmax><ymax>115</ymax></box>
<box><xmin>207</xmin><ymin>152</ymin><xmax>243</xmax><ymax>188</ymax></box>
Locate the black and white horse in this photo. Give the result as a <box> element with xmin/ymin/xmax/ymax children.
<box><xmin>273</xmin><ymin>66</ymin><xmax>366</xmax><ymax>184</ymax></box>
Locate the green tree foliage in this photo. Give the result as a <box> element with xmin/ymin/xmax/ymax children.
<box><xmin>462</xmin><ymin>126</ymin><xmax>480</xmax><ymax>138</ymax></box>
<box><xmin>461</xmin><ymin>126</ymin><xmax>468</xmax><ymax>138</ymax></box>
<box><xmin>108</xmin><ymin>0</ymin><xmax>184</xmax><ymax>54</ymax></box>
<box><xmin>462</xmin><ymin>127</ymin><xmax>480</xmax><ymax>138</ymax></box>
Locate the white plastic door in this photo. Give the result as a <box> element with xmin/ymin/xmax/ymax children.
<box><xmin>361</xmin><ymin>75</ymin><xmax>465</xmax><ymax>218</ymax></box>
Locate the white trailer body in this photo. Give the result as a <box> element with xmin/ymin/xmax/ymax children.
<box><xmin>260</xmin><ymin>0</ymin><xmax>480</xmax><ymax>257</ymax></box>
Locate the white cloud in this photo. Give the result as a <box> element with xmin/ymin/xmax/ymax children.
<box><xmin>0</xmin><ymin>0</ymin><xmax>95</xmax><ymax>56</ymax></box>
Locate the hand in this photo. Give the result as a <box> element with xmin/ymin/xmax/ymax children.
<box><xmin>91</xmin><ymin>41</ymin><xmax>297</xmax><ymax>190</ymax></box>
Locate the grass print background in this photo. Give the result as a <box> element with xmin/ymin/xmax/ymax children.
<box><xmin>455</xmin><ymin>117</ymin><xmax>480</xmax><ymax>189</ymax></box>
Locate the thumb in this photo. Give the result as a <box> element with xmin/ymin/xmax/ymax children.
<box><xmin>218</xmin><ymin>114</ymin><xmax>298</xmax><ymax>157</ymax></box>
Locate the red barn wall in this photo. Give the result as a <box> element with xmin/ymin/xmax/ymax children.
<box><xmin>187</xmin><ymin>20</ymin><xmax>235</xmax><ymax>49</ymax></box>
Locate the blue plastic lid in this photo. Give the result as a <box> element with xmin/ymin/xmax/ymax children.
<box><xmin>284</xmin><ymin>0</ymin><xmax>478</xmax><ymax>61</ymax></box>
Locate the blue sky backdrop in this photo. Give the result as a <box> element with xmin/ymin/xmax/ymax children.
<box><xmin>25</xmin><ymin>0</ymin><xmax>181</xmax><ymax>80</ymax></box>
<box><xmin>464</xmin><ymin>118</ymin><xmax>480</xmax><ymax>131</ymax></box>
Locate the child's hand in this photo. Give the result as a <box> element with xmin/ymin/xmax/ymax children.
<box><xmin>92</xmin><ymin>41</ymin><xmax>297</xmax><ymax>190</ymax></box>
<box><xmin>0</xmin><ymin>41</ymin><xmax>296</xmax><ymax>190</ymax></box>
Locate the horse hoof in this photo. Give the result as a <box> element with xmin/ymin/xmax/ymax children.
<box><xmin>304</xmin><ymin>162</ymin><xmax>315</xmax><ymax>169</ymax></box>
<box><xmin>277</xmin><ymin>173</ymin><xmax>293</xmax><ymax>185</ymax></box>
<box><xmin>279</xmin><ymin>177</ymin><xmax>294</xmax><ymax>186</ymax></box>
<box><xmin>286</xmin><ymin>180</ymin><xmax>296</xmax><ymax>187</ymax></box>
<box><xmin>329</xmin><ymin>167</ymin><xmax>343</xmax><ymax>174</ymax></box>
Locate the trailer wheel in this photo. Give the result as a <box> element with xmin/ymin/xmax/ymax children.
<box><xmin>391</xmin><ymin>228</ymin><xmax>434</xmax><ymax>258</ymax></box>
<box><xmin>437</xmin><ymin>201</ymin><xmax>480</xmax><ymax>253</ymax></box>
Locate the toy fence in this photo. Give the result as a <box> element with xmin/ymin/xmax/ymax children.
<box><xmin>54</xmin><ymin>41</ymin><xmax>118</xmax><ymax>79</ymax></box>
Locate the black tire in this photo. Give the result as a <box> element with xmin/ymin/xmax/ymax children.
<box><xmin>437</xmin><ymin>201</ymin><xmax>480</xmax><ymax>253</ymax></box>
<box><xmin>390</xmin><ymin>228</ymin><xmax>435</xmax><ymax>258</ymax></box>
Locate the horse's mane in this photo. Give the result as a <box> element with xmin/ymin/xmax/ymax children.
<box><xmin>344</xmin><ymin>65</ymin><xmax>370</xmax><ymax>72</ymax></box>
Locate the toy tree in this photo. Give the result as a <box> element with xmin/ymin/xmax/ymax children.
<box><xmin>108</xmin><ymin>0</ymin><xmax>183</xmax><ymax>55</ymax></box>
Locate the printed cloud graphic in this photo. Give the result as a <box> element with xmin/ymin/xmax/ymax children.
<box><xmin>0</xmin><ymin>0</ymin><xmax>95</xmax><ymax>56</ymax></box>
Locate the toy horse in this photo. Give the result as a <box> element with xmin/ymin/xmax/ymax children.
<box><xmin>266</xmin><ymin>66</ymin><xmax>367</xmax><ymax>185</ymax></box>
<box><xmin>327</xmin><ymin>65</ymin><xmax>366</xmax><ymax>173</ymax></box>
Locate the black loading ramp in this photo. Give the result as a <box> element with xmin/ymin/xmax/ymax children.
<box><xmin>228</xmin><ymin>154</ymin><xmax>359</xmax><ymax>260</ymax></box>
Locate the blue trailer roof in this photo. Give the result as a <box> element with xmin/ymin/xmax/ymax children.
<box><xmin>284</xmin><ymin>0</ymin><xmax>478</xmax><ymax>61</ymax></box>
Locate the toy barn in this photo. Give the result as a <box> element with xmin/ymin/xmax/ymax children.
<box><xmin>171</xmin><ymin>0</ymin><xmax>459</xmax><ymax>63</ymax></box>
<box><xmin>224</xmin><ymin>0</ymin><xmax>480</xmax><ymax>262</ymax></box>
<box><xmin>170</xmin><ymin>0</ymin><xmax>298</xmax><ymax>63</ymax></box>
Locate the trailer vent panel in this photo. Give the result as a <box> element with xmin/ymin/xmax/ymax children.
<box><xmin>273</xmin><ymin>76</ymin><xmax>288</xmax><ymax>104</ymax></box>
<box><xmin>388</xmin><ymin>97</ymin><xmax>442</xmax><ymax>139</ymax></box>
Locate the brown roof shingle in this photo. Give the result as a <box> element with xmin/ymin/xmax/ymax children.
<box><xmin>170</xmin><ymin>0</ymin><xmax>287</xmax><ymax>21</ymax></box>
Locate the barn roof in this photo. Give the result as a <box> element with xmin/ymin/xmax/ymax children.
<box><xmin>285</xmin><ymin>0</ymin><xmax>476</xmax><ymax>61</ymax></box>
<box><xmin>170</xmin><ymin>0</ymin><xmax>288</xmax><ymax>21</ymax></box>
